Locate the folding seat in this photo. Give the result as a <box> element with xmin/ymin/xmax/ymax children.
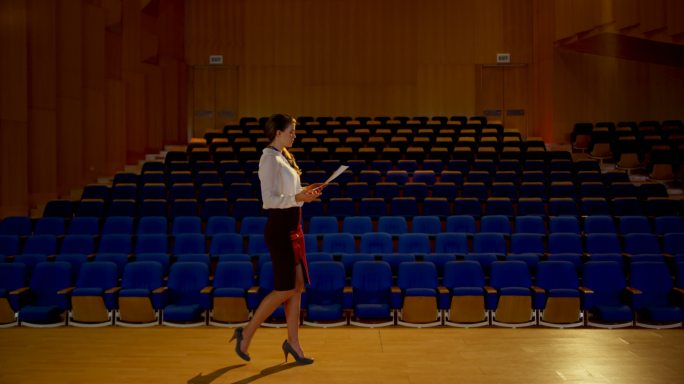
<box><xmin>22</xmin><ymin>234</ymin><xmax>57</xmax><ymax>255</ymax></box>
<box><xmin>473</xmin><ymin>233</ymin><xmax>506</xmax><ymax>255</ymax></box>
<box><xmin>106</xmin><ymin>199</ymin><xmax>135</xmax><ymax>217</ymax></box>
<box><xmin>140</xmin><ymin>171</ymin><xmax>165</xmax><ymax>185</ymax></box>
<box><xmin>205</xmin><ymin>216</ymin><xmax>236</xmax><ymax>237</ymax></box>
<box><xmin>445</xmin><ymin>215</ymin><xmax>476</xmax><ymax>236</ymax></box>
<box><xmin>232</xmin><ymin>198</ymin><xmax>261</xmax><ymax>220</ymax></box>
<box><xmin>113</xmin><ymin>172</ymin><xmax>138</xmax><ymax>185</ymax></box>
<box><xmin>327</xmin><ymin>198</ymin><xmax>355</xmax><ymax>218</ymax></box>
<box><xmin>60</xmin><ymin>235</ymin><xmax>95</xmax><ymax>255</ymax></box>
<box><xmin>491</xmin><ymin>183</ymin><xmax>517</xmax><ymax>201</ymax></box>
<box><xmin>514</xmin><ymin>216</ymin><xmax>545</xmax><ymax>235</ymax></box>
<box><xmin>391</xmin><ymin>197</ymin><xmax>418</xmax><ymax>217</ymax></box>
<box><xmin>0</xmin><ymin>216</ymin><xmax>32</xmax><ymax>236</ymax></box>
<box><xmin>93</xmin><ymin>253</ymin><xmax>128</xmax><ymax>278</ymax></box>
<box><xmin>360</xmin><ymin>232</ymin><xmax>393</xmax><ymax>255</ymax></box>
<box><xmin>97</xmin><ymin>234</ymin><xmax>133</xmax><ymax>254</ymax></box>
<box><xmin>396</xmin><ymin>160</ymin><xmax>418</xmax><ymax>174</ymax></box>
<box><xmin>226</xmin><ymin>183</ymin><xmax>254</xmax><ymax>202</ymax></box>
<box><xmin>170</xmin><ymin>199</ymin><xmax>199</xmax><ymax>218</ymax></box>
<box><xmin>637</xmin><ymin>183</ymin><xmax>668</xmax><ymax>200</ymax></box>
<box><xmin>302</xmin><ymin>261</ymin><xmax>348</xmax><ymax>327</ymax></box>
<box><xmin>377</xmin><ymin>216</ymin><xmax>408</xmax><ymax>236</ymax></box>
<box><xmin>43</xmin><ymin>200</ymin><xmax>74</xmax><ymax>218</ymax></box>
<box><xmin>461</xmin><ymin>182</ymin><xmax>488</xmax><ymax>201</ymax></box>
<box><xmin>68</xmin><ymin>261</ymin><xmax>118</xmax><ymax>326</ymax></box>
<box><xmin>371</xmin><ymin>159</ymin><xmax>392</xmax><ymax>174</ymax></box>
<box><xmin>509</xmin><ymin>234</ymin><xmax>544</xmax><ymax>255</ymax></box>
<box><xmin>136</xmin><ymin>216</ymin><xmax>167</xmax><ymax>235</ymax></box>
<box><xmin>303</xmin><ymin>170</ymin><xmax>327</xmax><ymax>185</ymax></box>
<box><xmin>548</xmin><ymin>182</ymin><xmax>576</xmax><ymax>199</ymax></box>
<box><xmin>0</xmin><ymin>230</ymin><xmax>17</xmax><ymax>255</ymax></box>
<box><xmin>585</xmin><ymin>233</ymin><xmax>621</xmax><ymax>255</ymax></box>
<box><xmin>584</xmin><ymin>215</ymin><xmax>617</xmax><ymax>234</ymax></box>
<box><xmin>198</xmin><ymin>183</ymin><xmax>225</xmax><ymax>202</ymax></box>
<box><xmin>548</xmin><ymin>233</ymin><xmax>582</xmax><ymax>254</ymax></box>
<box><xmin>404</xmin><ymin>183</ymin><xmax>428</xmax><ymax>201</ymax></box>
<box><xmin>341</xmin><ymin>216</ymin><xmax>372</xmax><ymax>236</ymax></box>
<box><xmin>549</xmin><ymin>216</ymin><xmax>580</xmax><ymax>234</ymax></box>
<box><xmin>468</xmin><ymin>170</ymin><xmax>493</xmax><ymax>185</ymax></box>
<box><xmin>0</xmin><ymin>263</ymin><xmax>26</xmax><ymax>327</ymax></box>
<box><xmin>624</xmin><ymin>233</ymin><xmax>661</xmax><ymax>255</ymax></box>
<box><xmin>394</xmin><ymin>262</ymin><xmax>440</xmax><ymax>327</ymax></box>
<box><xmin>12</xmin><ymin>254</ymin><xmax>48</xmax><ymax>276</ymax></box>
<box><xmin>161</xmin><ymin>262</ymin><xmax>211</xmax><ymax>326</ymax></box>
<box><xmin>610</xmin><ymin>182</ymin><xmax>639</xmax><ymax>199</ymax></box>
<box><xmin>534</xmin><ymin>261</ymin><xmax>583</xmax><ymax>328</ymax></box>
<box><xmin>345</xmin><ymin>182</ymin><xmax>370</xmax><ymax>201</ymax></box>
<box><xmin>141</xmin><ymin>183</ymin><xmax>167</xmax><ymax>200</ymax></box>
<box><xmin>16</xmin><ymin>262</ymin><xmax>72</xmax><ymax>327</ymax></box>
<box><xmin>349</xmin><ymin>261</ymin><xmax>395</xmax><ymax>327</ymax></box>
<box><xmin>300</xmin><ymin>199</ymin><xmax>323</xmax><ymax>220</ymax></box>
<box><xmin>516</xmin><ymin>197</ymin><xmax>546</xmax><ymax>216</ymax></box>
<box><xmin>412</xmin><ymin>216</ymin><xmax>442</xmax><ymax>235</ymax></box>
<box><xmin>201</xmin><ymin>198</ymin><xmax>229</xmax><ymax>219</ymax></box>
<box><xmin>420</xmin><ymin>198</ymin><xmax>448</xmax><ymax>217</ymax></box>
<box><xmin>435</xmin><ymin>233</ymin><xmax>469</xmax><ymax>254</ymax></box>
<box><xmin>431</xmin><ymin>182</ymin><xmax>457</xmax><ymax>199</ymax></box>
<box><xmin>441</xmin><ymin>261</ymin><xmax>489</xmax><ymax>327</ymax></box>
<box><xmin>139</xmin><ymin>199</ymin><xmax>167</xmax><ymax>217</ymax></box>
<box><xmin>583</xmin><ymin>261</ymin><xmax>634</xmax><ymax>328</ymax></box>
<box><xmin>519</xmin><ymin>182</ymin><xmax>547</xmax><ymax>200</ymax></box>
<box><xmin>135</xmin><ymin>234</ymin><xmax>168</xmax><ymax>254</ymax></box>
<box><xmin>579</xmin><ymin>182</ymin><xmax>607</xmax><ymax>199</ymax></box>
<box><xmin>360</xmin><ymin>198</ymin><xmax>387</xmax><ymax>218</ymax></box>
<box><xmin>216</xmin><ymin>253</ymin><xmax>251</xmax><ymax>264</ymax></box>
<box><xmin>480</xmin><ymin>215</ymin><xmax>512</xmax><ymax>236</ymax></box>
<box><xmin>195</xmin><ymin>171</ymin><xmax>220</xmax><ymax>187</ymax></box>
<box><xmin>374</xmin><ymin>182</ymin><xmax>399</xmax><ymax>202</ymax></box>
<box><xmin>453</xmin><ymin>198</ymin><xmax>482</xmax><ymax>217</ymax></box>
<box><xmin>81</xmin><ymin>184</ymin><xmax>110</xmax><ymax>201</ymax></box>
<box><xmin>322</xmin><ymin>233</ymin><xmax>356</xmax><ymax>255</ymax></box>
<box><xmin>209</xmin><ymin>233</ymin><xmax>244</xmax><ymax>256</ymax></box>
<box><xmin>581</xmin><ymin>197</ymin><xmax>611</xmax><ymax>216</ymax></box>
<box><xmin>238</xmin><ymin>217</ymin><xmax>267</xmax><ymax>237</ymax></box>
<box><xmin>645</xmin><ymin>197</ymin><xmax>676</xmax><ymax>217</ymax></box>
<box><xmin>102</xmin><ymin>216</ymin><xmax>134</xmax><ymax>235</ymax></box>
<box><xmin>522</xmin><ymin>171</ymin><xmax>546</xmax><ymax>183</ymax></box>
<box><xmin>655</xmin><ymin>216</ymin><xmax>684</xmax><ymax>235</ymax></box>
<box><xmin>308</xmin><ymin>216</ymin><xmax>339</xmax><ymax>236</ymax></box>
<box><xmin>440</xmin><ymin>170</ymin><xmax>464</xmax><ymax>184</ymax></box>
<box><xmin>397</xmin><ymin>234</ymin><xmax>431</xmax><ymax>255</ymax></box>
<box><xmin>548</xmin><ymin>171</ymin><xmax>572</xmax><ymax>183</ymax></box>
<box><xmin>619</xmin><ymin>216</ymin><xmax>652</xmax><ymax>235</ymax></box>
<box><xmin>488</xmin><ymin>261</ymin><xmax>536</xmax><ymax>327</ymax></box>
<box><xmin>413</xmin><ymin>170</ymin><xmax>436</xmax><ymax>185</ymax></box>
<box><xmin>548</xmin><ymin>198</ymin><xmax>578</xmax><ymax>216</ymax></box>
<box><xmin>485</xmin><ymin>197</ymin><xmax>514</xmax><ymax>217</ymax></box>
<box><xmin>222</xmin><ymin>171</ymin><xmax>247</xmax><ymax>186</ymax></box>
<box><xmin>68</xmin><ymin>217</ymin><xmax>100</xmax><ymax>236</ymax></box>
<box><xmin>172</xmin><ymin>233</ymin><xmax>205</xmax><ymax>256</ymax></box>
<box><xmin>359</xmin><ymin>170</ymin><xmax>382</xmax><ymax>186</ymax></box>
<box><xmin>34</xmin><ymin>217</ymin><xmax>65</xmax><ymax>236</ymax></box>
<box><xmin>111</xmin><ymin>183</ymin><xmax>137</xmax><ymax>201</ymax></box>
<box><xmin>171</xmin><ymin>216</ymin><xmax>202</xmax><ymax>236</ymax></box>
<box><xmin>55</xmin><ymin>253</ymin><xmax>89</xmax><ymax>281</ymax></box>
<box><xmin>422</xmin><ymin>159</ymin><xmax>444</xmax><ymax>174</ymax></box>
<box><xmin>629</xmin><ymin>262</ymin><xmax>683</xmax><ymax>328</ymax></box>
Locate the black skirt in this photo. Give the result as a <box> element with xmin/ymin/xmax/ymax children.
<box><xmin>264</xmin><ymin>207</ymin><xmax>309</xmax><ymax>291</ymax></box>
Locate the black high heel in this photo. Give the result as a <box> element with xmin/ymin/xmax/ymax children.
<box><xmin>229</xmin><ymin>327</ymin><xmax>250</xmax><ymax>362</ymax></box>
<box><xmin>282</xmin><ymin>340</ymin><xmax>313</xmax><ymax>365</ymax></box>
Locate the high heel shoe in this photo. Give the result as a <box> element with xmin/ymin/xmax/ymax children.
<box><xmin>229</xmin><ymin>327</ymin><xmax>250</xmax><ymax>362</ymax></box>
<box><xmin>282</xmin><ymin>340</ymin><xmax>314</xmax><ymax>365</ymax></box>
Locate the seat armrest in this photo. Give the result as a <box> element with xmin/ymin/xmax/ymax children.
<box><xmin>531</xmin><ymin>285</ymin><xmax>545</xmax><ymax>294</ymax></box>
<box><xmin>200</xmin><ymin>286</ymin><xmax>213</xmax><ymax>294</ymax></box>
<box><xmin>152</xmin><ymin>286</ymin><xmax>168</xmax><ymax>294</ymax></box>
<box><xmin>625</xmin><ymin>287</ymin><xmax>642</xmax><ymax>295</ymax></box>
<box><xmin>343</xmin><ymin>286</ymin><xmax>353</xmax><ymax>294</ymax></box>
<box><xmin>437</xmin><ymin>286</ymin><xmax>449</xmax><ymax>295</ymax></box>
<box><xmin>484</xmin><ymin>286</ymin><xmax>497</xmax><ymax>294</ymax></box>
<box><xmin>10</xmin><ymin>287</ymin><xmax>30</xmax><ymax>295</ymax></box>
<box><xmin>247</xmin><ymin>286</ymin><xmax>260</xmax><ymax>295</ymax></box>
<box><xmin>57</xmin><ymin>287</ymin><xmax>75</xmax><ymax>295</ymax></box>
<box><xmin>672</xmin><ymin>287</ymin><xmax>684</xmax><ymax>295</ymax></box>
<box><xmin>578</xmin><ymin>287</ymin><xmax>594</xmax><ymax>294</ymax></box>
<box><xmin>105</xmin><ymin>287</ymin><xmax>121</xmax><ymax>294</ymax></box>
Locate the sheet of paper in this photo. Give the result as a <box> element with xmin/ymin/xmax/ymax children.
<box><xmin>323</xmin><ymin>165</ymin><xmax>349</xmax><ymax>184</ymax></box>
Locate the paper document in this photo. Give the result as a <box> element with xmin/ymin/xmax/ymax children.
<box><xmin>324</xmin><ymin>165</ymin><xmax>350</xmax><ymax>184</ymax></box>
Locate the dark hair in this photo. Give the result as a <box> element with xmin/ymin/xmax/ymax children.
<box><xmin>264</xmin><ymin>113</ymin><xmax>297</xmax><ymax>142</ymax></box>
<box><xmin>263</xmin><ymin>113</ymin><xmax>301</xmax><ymax>175</ymax></box>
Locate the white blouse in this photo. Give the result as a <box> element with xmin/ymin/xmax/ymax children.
<box><xmin>258</xmin><ymin>147</ymin><xmax>304</xmax><ymax>209</ymax></box>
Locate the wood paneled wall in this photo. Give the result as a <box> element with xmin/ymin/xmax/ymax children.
<box><xmin>185</xmin><ymin>0</ymin><xmax>535</xmax><ymax>120</ymax></box>
<box><xmin>0</xmin><ymin>0</ymin><xmax>187</xmax><ymax>217</ymax></box>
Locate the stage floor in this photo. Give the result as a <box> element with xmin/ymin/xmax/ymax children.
<box><xmin>1</xmin><ymin>327</ymin><xmax>683</xmax><ymax>384</ymax></box>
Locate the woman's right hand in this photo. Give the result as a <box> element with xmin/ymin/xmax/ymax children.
<box><xmin>295</xmin><ymin>188</ymin><xmax>322</xmax><ymax>203</ymax></box>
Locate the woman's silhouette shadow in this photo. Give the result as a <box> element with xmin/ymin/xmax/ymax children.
<box><xmin>187</xmin><ymin>362</ymin><xmax>299</xmax><ymax>384</ymax></box>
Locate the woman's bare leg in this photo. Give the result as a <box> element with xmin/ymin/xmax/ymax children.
<box><xmin>240</xmin><ymin>289</ymin><xmax>295</xmax><ymax>354</ymax></box>
<box><xmin>284</xmin><ymin>266</ymin><xmax>306</xmax><ymax>356</ymax></box>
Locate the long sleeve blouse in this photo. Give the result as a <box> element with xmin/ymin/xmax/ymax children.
<box><xmin>258</xmin><ymin>147</ymin><xmax>304</xmax><ymax>209</ymax></box>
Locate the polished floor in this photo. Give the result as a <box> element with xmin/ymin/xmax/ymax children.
<box><xmin>1</xmin><ymin>326</ymin><xmax>683</xmax><ymax>384</ymax></box>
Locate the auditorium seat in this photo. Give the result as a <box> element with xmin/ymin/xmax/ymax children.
<box><xmin>582</xmin><ymin>261</ymin><xmax>633</xmax><ymax>328</ymax></box>
<box><xmin>442</xmin><ymin>261</ymin><xmax>489</xmax><ymax>327</ymax></box>
<box><xmin>489</xmin><ymin>261</ymin><xmax>536</xmax><ymax>327</ymax></box>
<box><xmin>630</xmin><ymin>262</ymin><xmax>683</xmax><ymax>329</ymax></box>
<box><xmin>209</xmin><ymin>261</ymin><xmax>257</xmax><ymax>326</ymax></box>
<box><xmin>69</xmin><ymin>261</ymin><xmax>118</xmax><ymax>327</ymax></box>
<box><xmin>162</xmin><ymin>262</ymin><xmax>211</xmax><ymax>327</ymax></box>
<box><xmin>349</xmin><ymin>261</ymin><xmax>394</xmax><ymax>327</ymax></box>
<box><xmin>303</xmin><ymin>261</ymin><xmax>348</xmax><ymax>327</ymax></box>
<box><xmin>0</xmin><ymin>263</ymin><xmax>26</xmax><ymax>327</ymax></box>
<box><xmin>17</xmin><ymin>262</ymin><xmax>72</xmax><ymax>327</ymax></box>
<box><xmin>535</xmin><ymin>261</ymin><xmax>583</xmax><ymax>328</ymax></box>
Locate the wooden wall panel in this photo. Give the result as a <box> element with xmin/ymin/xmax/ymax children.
<box><xmin>27</xmin><ymin>0</ymin><xmax>57</xmax><ymax>204</ymax></box>
<box><xmin>614</xmin><ymin>0</ymin><xmax>640</xmax><ymax>30</ymax></box>
<box><xmin>666</xmin><ymin>0</ymin><xmax>684</xmax><ymax>36</ymax></box>
<box><xmin>639</xmin><ymin>0</ymin><xmax>666</xmax><ymax>33</ymax></box>
<box><xmin>144</xmin><ymin>65</ymin><xmax>163</xmax><ymax>153</ymax></box>
<box><xmin>83</xmin><ymin>3</ymin><xmax>106</xmax><ymax>182</ymax></box>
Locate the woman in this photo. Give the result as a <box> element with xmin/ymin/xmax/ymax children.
<box><xmin>230</xmin><ymin>114</ymin><xmax>325</xmax><ymax>365</ymax></box>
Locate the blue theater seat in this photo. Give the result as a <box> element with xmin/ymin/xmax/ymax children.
<box><xmin>630</xmin><ymin>262</ymin><xmax>683</xmax><ymax>329</ymax></box>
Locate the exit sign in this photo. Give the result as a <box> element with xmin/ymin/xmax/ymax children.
<box><xmin>209</xmin><ymin>55</ymin><xmax>224</xmax><ymax>65</ymax></box>
<box><xmin>496</xmin><ymin>53</ymin><xmax>511</xmax><ymax>63</ymax></box>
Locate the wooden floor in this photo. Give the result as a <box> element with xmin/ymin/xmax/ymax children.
<box><xmin>1</xmin><ymin>326</ymin><xmax>684</xmax><ymax>384</ymax></box>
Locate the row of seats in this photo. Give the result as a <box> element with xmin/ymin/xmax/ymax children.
<box><xmin>2</xmin><ymin>259</ymin><xmax>682</xmax><ymax>328</ymax></box>
<box><xmin>35</xmin><ymin>196</ymin><xmax>684</xmax><ymax>221</ymax></box>
<box><xmin>5</xmin><ymin>214</ymin><xmax>683</xmax><ymax>238</ymax></box>
<box><xmin>238</xmin><ymin>115</ymin><xmax>491</xmax><ymax>127</ymax></box>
